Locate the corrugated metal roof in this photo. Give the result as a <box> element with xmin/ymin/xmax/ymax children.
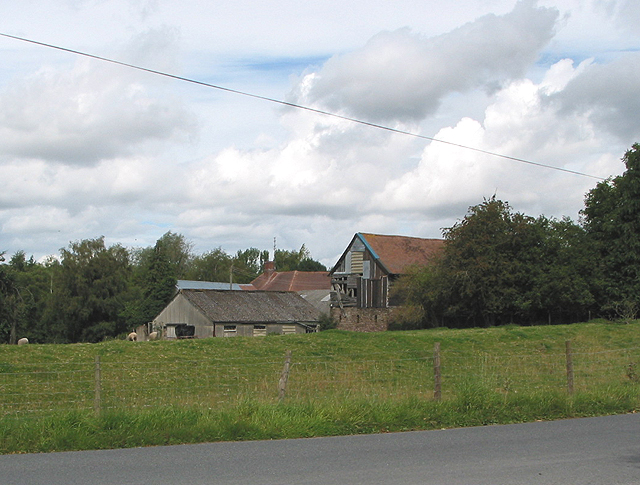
<box><xmin>250</xmin><ymin>271</ymin><xmax>331</xmax><ymax>291</ymax></box>
<box><xmin>181</xmin><ymin>289</ymin><xmax>321</xmax><ymax>323</ymax></box>
<box><xmin>177</xmin><ymin>280</ymin><xmax>244</xmax><ymax>291</ymax></box>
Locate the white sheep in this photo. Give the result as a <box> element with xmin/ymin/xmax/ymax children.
<box><xmin>127</xmin><ymin>332</ymin><xmax>137</xmax><ymax>341</ymax></box>
<box><xmin>17</xmin><ymin>337</ymin><xmax>29</xmax><ymax>345</ymax></box>
<box><xmin>148</xmin><ymin>331</ymin><xmax>158</xmax><ymax>341</ymax></box>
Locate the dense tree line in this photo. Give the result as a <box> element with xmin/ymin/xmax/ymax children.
<box><xmin>0</xmin><ymin>233</ymin><xmax>325</xmax><ymax>343</ymax></box>
<box><xmin>393</xmin><ymin>143</ymin><xmax>640</xmax><ymax>329</ymax></box>
<box><xmin>5</xmin><ymin>144</ymin><xmax>639</xmax><ymax>340</ymax></box>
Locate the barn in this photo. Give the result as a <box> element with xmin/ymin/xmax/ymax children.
<box><xmin>152</xmin><ymin>289</ymin><xmax>321</xmax><ymax>339</ymax></box>
<box><xmin>330</xmin><ymin>232</ymin><xmax>445</xmax><ymax>331</ymax></box>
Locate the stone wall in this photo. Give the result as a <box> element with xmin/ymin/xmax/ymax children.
<box><xmin>331</xmin><ymin>307</ymin><xmax>398</xmax><ymax>332</ymax></box>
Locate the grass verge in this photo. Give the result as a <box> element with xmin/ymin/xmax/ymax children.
<box><xmin>2</xmin><ymin>384</ymin><xmax>639</xmax><ymax>454</ymax></box>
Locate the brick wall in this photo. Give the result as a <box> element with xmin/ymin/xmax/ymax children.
<box><xmin>331</xmin><ymin>307</ymin><xmax>398</xmax><ymax>332</ymax></box>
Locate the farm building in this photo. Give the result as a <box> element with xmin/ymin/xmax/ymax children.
<box><xmin>152</xmin><ymin>289</ymin><xmax>321</xmax><ymax>339</ymax></box>
<box><xmin>249</xmin><ymin>262</ymin><xmax>331</xmax><ymax>314</ymax></box>
<box><xmin>250</xmin><ymin>262</ymin><xmax>331</xmax><ymax>292</ymax></box>
<box><xmin>330</xmin><ymin>233</ymin><xmax>445</xmax><ymax>331</ymax></box>
<box><xmin>176</xmin><ymin>280</ymin><xmax>252</xmax><ymax>291</ymax></box>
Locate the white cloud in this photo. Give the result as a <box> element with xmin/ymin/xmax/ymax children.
<box><xmin>0</xmin><ymin>29</ymin><xmax>196</xmax><ymax>166</ymax></box>
<box><xmin>0</xmin><ymin>0</ymin><xmax>637</xmax><ymax>265</ymax></box>
<box><xmin>549</xmin><ymin>52</ymin><xmax>640</xmax><ymax>143</ymax></box>
<box><xmin>595</xmin><ymin>0</ymin><xmax>640</xmax><ymax>35</ymax></box>
<box><xmin>290</xmin><ymin>0</ymin><xmax>559</xmax><ymax>122</ymax></box>
<box><xmin>371</xmin><ymin>59</ymin><xmax>622</xmax><ymax>223</ymax></box>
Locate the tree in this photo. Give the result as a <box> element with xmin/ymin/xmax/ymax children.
<box><xmin>437</xmin><ymin>197</ymin><xmax>546</xmax><ymax>326</ymax></box>
<box><xmin>233</xmin><ymin>248</ymin><xmax>269</xmax><ymax>283</ymax></box>
<box><xmin>398</xmin><ymin>197</ymin><xmax>595</xmax><ymax>329</ymax></box>
<box><xmin>296</xmin><ymin>257</ymin><xmax>327</xmax><ymax>272</ymax></box>
<box><xmin>155</xmin><ymin>231</ymin><xmax>193</xmax><ymax>279</ymax></box>
<box><xmin>44</xmin><ymin>237</ymin><xmax>131</xmax><ymax>342</ymax></box>
<box><xmin>0</xmin><ymin>252</ymin><xmax>20</xmax><ymax>343</ymax></box>
<box><xmin>4</xmin><ymin>251</ymin><xmax>57</xmax><ymax>343</ymax></box>
<box><xmin>534</xmin><ymin>217</ymin><xmax>595</xmax><ymax>323</ymax></box>
<box><xmin>274</xmin><ymin>245</ymin><xmax>326</xmax><ymax>272</ymax></box>
<box><xmin>390</xmin><ymin>263</ymin><xmax>446</xmax><ymax>329</ymax></box>
<box><xmin>582</xmin><ymin>143</ymin><xmax>640</xmax><ymax>318</ymax></box>
<box><xmin>124</xmin><ymin>236</ymin><xmax>180</xmax><ymax>329</ymax></box>
<box><xmin>185</xmin><ymin>248</ymin><xmax>233</xmax><ymax>282</ymax></box>
<box><xmin>140</xmin><ymin>239</ymin><xmax>177</xmax><ymax>323</ymax></box>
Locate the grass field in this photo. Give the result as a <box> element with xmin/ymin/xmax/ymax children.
<box><xmin>1</xmin><ymin>320</ymin><xmax>639</xmax><ymax>454</ymax></box>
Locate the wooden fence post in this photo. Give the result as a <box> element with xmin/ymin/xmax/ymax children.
<box><xmin>94</xmin><ymin>355</ymin><xmax>102</xmax><ymax>414</ymax></box>
<box><xmin>565</xmin><ymin>340</ymin><xmax>574</xmax><ymax>395</ymax></box>
<box><xmin>279</xmin><ymin>350</ymin><xmax>292</xmax><ymax>403</ymax></box>
<box><xmin>434</xmin><ymin>342</ymin><xmax>441</xmax><ymax>401</ymax></box>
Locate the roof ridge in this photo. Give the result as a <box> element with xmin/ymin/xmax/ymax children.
<box><xmin>360</xmin><ymin>232</ymin><xmax>444</xmax><ymax>241</ymax></box>
<box><xmin>267</xmin><ymin>269</ymin><xmax>278</xmax><ymax>284</ymax></box>
<box><xmin>287</xmin><ymin>270</ymin><xmax>295</xmax><ymax>291</ymax></box>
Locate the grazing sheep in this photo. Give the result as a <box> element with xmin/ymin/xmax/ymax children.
<box><xmin>127</xmin><ymin>332</ymin><xmax>137</xmax><ymax>341</ymax></box>
<box><xmin>17</xmin><ymin>337</ymin><xmax>29</xmax><ymax>345</ymax></box>
<box><xmin>148</xmin><ymin>331</ymin><xmax>158</xmax><ymax>341</ymax></box>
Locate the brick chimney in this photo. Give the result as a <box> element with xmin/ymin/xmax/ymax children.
<box><xmin>264</xmin><ymin>261</ymin><xmax>275</xmax><ymax>276</ymax></box>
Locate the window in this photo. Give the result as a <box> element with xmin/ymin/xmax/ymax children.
<box><xmin>253</xmin><ymin>325</ymin><xmax>267</xmax><ymax>337</ymax></box>
<box><xmin>282</xmin><ymin>325</ymin><xmax>297</xmax><ymax>335</ymax></box>
<box><xmin>223</xmin><ymin>325</ymin><xmax>237</xmax><ymax>337</ymax></box>
<box><xmin>175</xmin><ymin>324</ymin><xmax>195</xmax><ymax>339</ymax></box>
<box><xmin>362</xmin><ymin>260</ymin><xmax>371</xmax><ymax>279</ymax></box>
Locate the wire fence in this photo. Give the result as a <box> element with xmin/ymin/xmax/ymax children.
<box><xmin>2</xmin><ymin>342</ymin><xmax>639</xmax><ymax>418</ymax></box>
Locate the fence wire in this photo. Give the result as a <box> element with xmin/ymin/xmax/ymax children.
<box><xmin>1</xmin><ymin>345</ymin><xmax>639</xmax><ymax>417</ymax></box>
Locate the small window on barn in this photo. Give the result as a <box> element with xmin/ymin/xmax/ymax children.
<box><xmin>253</xmin><ymin>325</ymin><xmax>267</xmax><ymax>337</ymax></box>
<box><xmin>362</xmin><ymin>260</ymin><xmax>371</xmax><ymax>279</ymax></box>
<box><xmin>223</xmin><ymin>325</ymin><xmax>237</xmax><ymax>337</ymax></box>
<box><xmin>175</xmin><ymin>324</ymin><xmax>195</xmax><ymax>339</ymax></box>
<box><xmin>282</xmin><ymin>325</ymin><xmax>297</xmax><ymax>335</ymax></box>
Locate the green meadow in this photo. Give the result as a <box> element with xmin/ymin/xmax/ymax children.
<box><xmin>1</xmin><ymin>321</ymin><xmax>639</xmax><ymax>454</ymax></box>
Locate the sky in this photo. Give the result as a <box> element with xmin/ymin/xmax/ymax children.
<box><xmin>1</xmin><ymin>0</ymin><xmax>639</xmax><ymax>268</ymax></box>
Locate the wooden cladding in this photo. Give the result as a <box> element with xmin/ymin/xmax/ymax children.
<box><xmin>350</xmin><ymin>251</ymin><xmax>364</xmax><ymax>274</ymax></box>
<box><xmin>357</xmin><ymin>276</ymin><xmax>387</xmax><ymax>308</ymax></box>
<box><xmin>332</xmin><ymin>274</ymin><xmax>389</xmax><ymax>309</ymax></box>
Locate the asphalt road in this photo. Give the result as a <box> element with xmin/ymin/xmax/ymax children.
<box><xmin>2</xmin><ymin>414</ymin><xmax>639</xmax><ymax>484</ymax></box>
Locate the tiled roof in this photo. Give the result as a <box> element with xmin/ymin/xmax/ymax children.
<box><xmin>359</xmin><ymin>233</ymin><xmax>445</xmax><ymax>275</ymax></box>
<box><xmin>181</xmin><ymin>289</ymin><xmax>320</xmax><ymax>323</ymax></box>
<box><xmin>250</xmin><ymin>271</ymin><xmax>331</xmax><ymax>292</ymax></box>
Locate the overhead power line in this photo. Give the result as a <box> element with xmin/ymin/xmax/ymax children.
<box><xmin>0</xmin><ymin>31</ymin><xmax>605</xmax><ymax>181</ymax></box>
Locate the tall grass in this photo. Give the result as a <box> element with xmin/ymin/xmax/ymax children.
<box><xmin>1</xmin><ymin>321</ymin><xmax>640</xmax><ymax>453</ymax></box>
<box><xmin>2</xmin><ymin>386</ymin><xmax>638</xmax><ymax>454</ymax></box>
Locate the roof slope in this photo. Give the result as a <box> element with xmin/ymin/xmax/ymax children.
<box><xmin>359</xmin><ymin>233</ymin><xmax>445</xmax><ymax>275</ymax></box>
<box><xmin>297</xmin><ymin>289</ymin><xmax>331</xmax><ymax>314</ymax></box>
<box><xmin>250</xmin><ymin>271</ymin><xmax>331</xmax><ymax>292</ymax></box>
<box><xmin>177</xmin><ymin>280</ymin><xmax>244</xmax><ymax>291</ymax></box>
<box><xmin>181</xmin><ymin>289</ymin><xmax>321</xmax><ymax>323</ymax></box>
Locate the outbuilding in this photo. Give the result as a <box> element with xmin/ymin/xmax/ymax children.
<box><xmin>330</xmin><ymin>232</ymin><xmax>445</xmax><ymax>331</ymax></box>
<box><xmin>152</xmin><ymin>289</ymin><xmax>321</xmax><ymax>339</ymax></box>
